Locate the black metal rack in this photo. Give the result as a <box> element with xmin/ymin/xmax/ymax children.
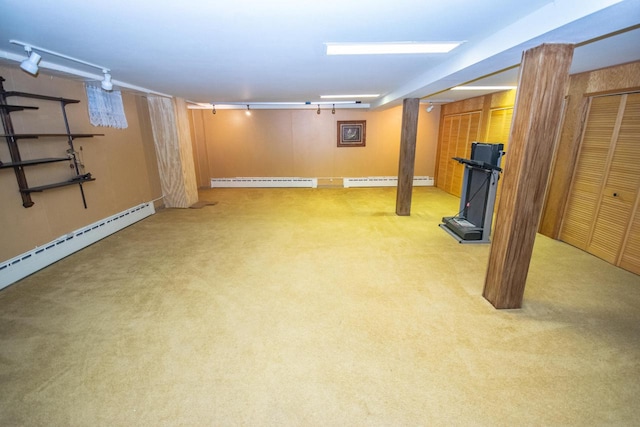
<box><xmin>0</xmin><ymin>76</ymin><xmax>102</xmax><ymax>208</ymax></box>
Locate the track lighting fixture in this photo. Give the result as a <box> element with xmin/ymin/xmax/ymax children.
<box><xmin>426</xmin><ymin>102</ymin><xmax>434</xmax><ymax>113</ymax></box>
<box><xmin>11</xmin><ymin>40</ymin><xmax>114</xmax><ymax>91</ymax></box>
<box><xmin>201</xmin><ymin>101</ymin><xmax>368</xmax><ymax>111</ymax></box>
<box><xmin>20</xmin><ymin>47</ymin><xmax>41</xmax><ymax>75</ymax></box>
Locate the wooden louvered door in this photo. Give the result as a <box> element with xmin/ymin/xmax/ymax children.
<box><xmin>560</xmin><ymin>93</ymin><xmax>640</xmax><ymax>273</ymax></box>
<box><xmin>615</xmin><ymin>93</ymin><xmax>640</xmax><ymax>273</ymax></box>
<box><xmin>436</xmin><ymin>112</ymin><xmax>481</xmax><ymax>197</ymax></box>
<box><xmin>485</xmin><ymin>107</ymin><xmax>513</xmax><ymax>211</ymax></box>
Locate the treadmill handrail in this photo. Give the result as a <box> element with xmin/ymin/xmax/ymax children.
<box><xmin>452</xmin><ymin>156</ymin><xmax>502</xmax><ymax>172</ymax></box>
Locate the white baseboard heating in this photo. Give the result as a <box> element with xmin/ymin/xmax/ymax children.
<box><xmin>0</xmin><ymin>202</ymin><xmax>156</xmax><ymax>291</ymax></box>
<box><xmin>343</xmin><ymin>176</ymin><xmax>434</xmax><ymax>188</ymax></box>
<box><xmin>211</xmin><ymin>177</ymin><xmax>318</xmax><ymax>188</ymax></box>
<box><xmin>210</xmin><ymin>176</ymin><xmax>433</xmax><ymax>189</ymax></box>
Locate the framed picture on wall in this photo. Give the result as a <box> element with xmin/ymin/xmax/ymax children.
<box><xmin>337</xmin><ymin>120</ymin><xmax>366</xmax><ymax>147</ymax></box>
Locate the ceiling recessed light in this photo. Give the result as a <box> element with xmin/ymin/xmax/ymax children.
<box><xmin>326</xmin><ymin>42</ymin><xmax>462</xmax><ymax>55</ymax></box>
<box><xmin>451</xmin><ymin>85</ymin><xmax>517</xmax><ymax>91</ymax></box>
<box><xmin>320</xmin><ymin>94</ymin><xmax>379</xmax><ymax>99</ymax></box>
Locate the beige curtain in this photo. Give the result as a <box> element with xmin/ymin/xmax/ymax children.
<box><xmin>147</xmin><ymin>96</ymin><xmax>198</xmax><ymax>208</ymax></box>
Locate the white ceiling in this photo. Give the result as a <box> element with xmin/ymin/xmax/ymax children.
<box><xmin>0</xmin><ymin>0</ymin><xmax>639</xmax><ymax>109</ymax></box>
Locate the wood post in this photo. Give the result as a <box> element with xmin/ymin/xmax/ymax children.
<box><xmin>483</xmin><ymin>44</ymin><xmax>574</xmax><ymax>309</ymax></box>
<box><xmin>396</xmin><ymin>98</ymin><xmax>420</xmax><ymax>216</ymax></box>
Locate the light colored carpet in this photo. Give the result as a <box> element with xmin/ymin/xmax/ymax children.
<box><xmin>1</xmin><ymin>187</ymin><xmax>639</xmax><ymax>426</ymax></box>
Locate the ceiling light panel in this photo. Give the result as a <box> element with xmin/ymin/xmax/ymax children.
<box><xmin>451</xmin><ymin>85</ymin><xmax>517</xmax><ymax>90</ymax></box>
<box><xmin>320</xmin><ymin>94</ymin><xmax>379</xmax><ymax>99</ymax></box>
<box><xmin>326</xmin><ymin>42</ymin><xmax>462</xmax><ymax>55</ymax></box>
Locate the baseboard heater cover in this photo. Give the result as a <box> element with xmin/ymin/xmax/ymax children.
<box><xmin>0</xmin><ymin>202</ymin><xmax>156</xmax><ymax>291</ymax></box>
<box><xmin>343</xmin><ymin>176</ymin><xmax>434</xmax><ymax>188</ymax></box>
<box><xmin>211</xmin><ymin>177</ymin><xmax>318</xmax><ymax>188</ymax></box>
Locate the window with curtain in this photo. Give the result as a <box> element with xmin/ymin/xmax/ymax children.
<box><xmin>85</xmin><ymin>85</ymin><xmax>128</xmax><ymax>129</ymax></box>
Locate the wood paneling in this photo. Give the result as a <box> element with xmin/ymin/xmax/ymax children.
<box><xmin>484</xmin><ymin>44</ymin><xmax>574</xmax><ymax>309</ymax></box>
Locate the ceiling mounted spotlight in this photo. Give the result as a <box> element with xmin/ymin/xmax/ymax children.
<box><xmin>20</xmin><ymin>46</ymin><xmax>41</xmax><ymax>75</ymax></box>
<box><xmin>317</xmin><ymin>105</ymin><xmax>321</xmax><ymax>115</ymax></box>
<box><xmin>211</xmin><ymin>104</ymin><xmax>216</xmax><ymax>115</ymax></box>
<box><xmin>10</xmin><ymin>40</ymin><xmax>114</xmax><ymax>91</ymax></box>
<box><xmin>101</xmin><ymin>71</ymin><xmax>113</xmax><ymax>91</ymax></box>
<box><xmin>332</xmin><ymin>104</ymin><xmax>335</xmax><ymax>114</ymax></box>
<box><xmin>426</xmin><ymin>102</ymin><xmax>434</xmax><ymax>113</ymax></box>
<box><xmin>245</xmin><ymin>105</ymin><xmax>251</xmax><ymax>116</ymax></box>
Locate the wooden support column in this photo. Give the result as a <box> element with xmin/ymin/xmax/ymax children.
<box><xmin>396</xmin><ymin>98</ymin><xmax>420</xmax><ymax>216</ymax></box>
<box><xmin>483</xmin><ymin>44</ymin><xmax>574</xmax><ymax>309</ymax></box>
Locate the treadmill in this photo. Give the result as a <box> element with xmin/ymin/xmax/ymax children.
<box><xmin>439</xmin><ymin>142</ymin><xmax>504</xmax><ymax>243</ymax></box>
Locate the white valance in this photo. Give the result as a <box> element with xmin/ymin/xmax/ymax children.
<box><xmin>85</xmin><ymin>85</ymin><xmax>128</xmax><ymax>129</ymax></box>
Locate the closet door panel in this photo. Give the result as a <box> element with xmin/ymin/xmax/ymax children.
<box><xmin>444</xmin><ymin>116</ymin><xmax>461</xmax><ymax>194</ymax></box>
<box><xmin>617</xmin><ymin>93</ymin><xmax>640</xmax><ymax>272</ymax></box>
<box><xmin>560</xmin><ymin>96</ymin><xmax>620</xmax><ymax>249</ymax></box>
<box><xmin>437</xmin><ymin>112</ymin><xmax>481</xmax><ymax>197</ymax></box>
<box><xmin>437</xmin><ymin>116</ymin><xmax>453</xmax><ymax>190</ymax></box>
<box><xmin>451</xmin><ymin>114</ymin><xmax>470</xmax><ymax>197</ymax></box>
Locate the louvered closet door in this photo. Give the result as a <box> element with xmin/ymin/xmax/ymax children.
<box><xmin>485</xmin><ymin>107</ymin><xmax>513</xmax><ymax>211</ymax></box>
<box><xmin>444</xmin><ymin>116</ymin><xmax>461</xmax><ymax>194</ymax></box>
<box><xmin>436</xmin><ymin>115</ymin><xmax>453</xmax><ymax>192</ymax></box>
<box><xmin>615</xmin><ymin>93</ymin><xmax>640</xmax><ymax>273</ymax></box>
<box><xmin>560</xmin><ymin>95</ymin><xmax>620</xmax><ymax>251</ymax></box>
<box><xmin>561</xmin><ymin>93</ymin><xmax>640</xmax><ymax>272</ymax></box>
<box><xmin>436</xmin><ymin>112</ymin><xmax>481</xmax><ymax>197</ymax></box>
<box><xmin>486</xmin><ymin>107</ymin><xmax>513</xmax><ymax>147</ymax></box>
<box><xmin>451</xmin><ymin>114</ymin><xmax>471</xmax><ymax>196</ymax></box>
<box><xmin>588</xmin><ymin>94</ymin><xmax>640</xmax><ymax>263</ymax></box>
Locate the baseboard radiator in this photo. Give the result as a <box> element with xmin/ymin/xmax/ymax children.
<box><xmin>343</xmin><ymin>176</ymin><xmax>434</xmax><ymax>188</ymax></box>
<box><xmin>211</xmin><ymin>177</ymin><xmax>318</xmax><ymax>188</ymax></box>
<box><xmin>0</xmin><ymin>202</ymin><xmax>156</xmax><ymax>291</ymax></box>
<box><xmin>210</xmin><ymin>176</ymin><xmax>433</xmax><ymax>188</ymax></box>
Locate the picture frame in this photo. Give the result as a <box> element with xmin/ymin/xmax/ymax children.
<box><xmin>337</xmin><ymin>120</ymin><xmax>366</xmax><ymax>147</ymax></box>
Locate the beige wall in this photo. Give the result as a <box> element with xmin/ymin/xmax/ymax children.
<box><xmin>0</xmin><ymin>64</ymin><xmax>163</xmax><ymax>261</ymax></box>
<box><xmin>189</xmin><ymin>105</ymin><xmax>440</xmax><ymax>186</ymax></box>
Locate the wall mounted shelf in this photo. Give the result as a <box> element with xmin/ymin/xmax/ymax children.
<box><xmin>0</xmin><ymin>76</ymin><xmax>103</xmax><ymax>208</ymax></box>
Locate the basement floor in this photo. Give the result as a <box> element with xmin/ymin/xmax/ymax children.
<box><xmin>1</xmin><ymin>187</ymin><xmax>639</xmax><ymax>426</ymax></box>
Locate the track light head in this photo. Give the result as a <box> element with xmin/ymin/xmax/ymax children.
<box><xmin>245</xmin><ymin>104</ymin><xmax>251</xmax><ymax>116</ymax></box>
<box><xmin>101</xmin><ymin>71</ymin><xmax>113</xmax><ymax>91</ymax></box>
<box><xmin>317</xmin><ymin>105</ymin><xmax>321</xmax><ymax>115</ymax></box>
<box><xmin>212</xmin><ymin>104</ymin><xmax>216</xmax><ymax>115</ymax></box>
<box><xmin>426</xmin><ymin>103</ymin><xmax>434</xmax><ymax>113</ymax></box>
<box><xmin>332</xmin><ymin>104</ymin><xmax>335</xmax><ymax>114</ymax></box>
<box><xmin>20</xmin><ymin>48</ymin><xmax>41</xmax><ymax>75</ymax></box>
